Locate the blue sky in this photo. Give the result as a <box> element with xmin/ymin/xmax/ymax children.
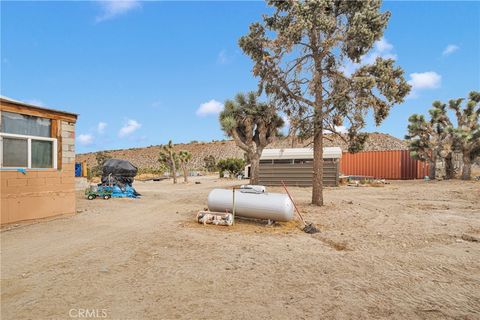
<box><xmin>1</xmin><ymin>1</ymin><xmax>479</xmax><ymax>153</ymax></box>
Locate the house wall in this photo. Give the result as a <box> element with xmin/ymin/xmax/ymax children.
<box><xmin>0</xmin><ymin>108</ymin><xmax>77</xmax><ymax>224</ymax></box>
<box><xmin>258</xmin><ymin>159</ymin><xmax>339</xmax><ymax>187</ymax></box>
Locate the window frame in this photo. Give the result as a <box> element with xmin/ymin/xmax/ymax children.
<box><xmin>0</xmin><ymin>132</ymin><xmax>58</xmax><ymax>169</ymax></box>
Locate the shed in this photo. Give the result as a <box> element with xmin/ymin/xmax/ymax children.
<box><xmin>340</xmin><ymin>150</ymin><xmax>430</xmax><ymax>180</ymax></box>
<box><xmin>0</xmin><ymin>96</ymin><xmax>78</xmax><ymax>224</ymax></box>
<box><xmin>258</xmin><ymin>147</ymin><xmax>342</xmax><ymax>187</ymax></box>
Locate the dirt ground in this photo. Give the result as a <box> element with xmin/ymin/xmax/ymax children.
<box><xmin>1</xmin><ymin>176</ymin><xmax>480</xmax><ymax>319</ymax></box>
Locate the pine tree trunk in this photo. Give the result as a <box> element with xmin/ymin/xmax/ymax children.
<box><xmin>250</xmin><ymin>153</ymin><xmax>260</xmax><ymax>185</ymax></box>
<box><xmin>312</xmin><ymin>108</ymin><xmax>324</xmax><ymax>206</ymax></box>
<box><xmin>461</xmin><ymin>153</ymin><xmax>472</xmax><ymax>180</ymax></box>
<box><xmin>291</xmin><ymin>134</ymin><xmax>298</xmax><ymax>148</ymax></box>
<box><xmin>289</xmin><ymin>125</ymin><xmax>298</xmax><ymax>148</ymax></box>
<box><xmin>311</xmin><ymin>42</ymin><xmax>324</xmax><ymax>206</ymax></box>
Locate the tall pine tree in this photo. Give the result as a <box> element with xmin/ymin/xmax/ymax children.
<box><xmin>239</xmin><ymin>0</ymin><xmax>410</xmax><ymax>205</ymax></box>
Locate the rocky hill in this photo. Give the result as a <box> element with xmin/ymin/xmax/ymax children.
<box><xmin>76</xmin><ymin>133</ymin><xmax>407</xmax><ymax>171</ymax></box>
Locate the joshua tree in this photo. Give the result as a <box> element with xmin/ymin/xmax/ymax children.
<box><xmin>219</xmin><ymin>92</ymin><xmax>284</xmax><ymax>184</ymax></box>
<box><xmin>158</xmin><ymin>140</ymin><xmax>178</xmax><ymax>184</ymax></box>
<box><xmin>178</xmin><ymin>150</ymin><xmax>192</xmax><ymax>183</ymax></box>
<box><xmin>406</xmin><ymin>101</ymin><xmax>454</xmax><ymax>179</ymax></box>
<box><xmin>448</xmin><ymin>91</ymin><xmax>480</xmax><ymax>180</ymax></box>
<box><xmin>239</xmin><ymin>0</ymin><xmax>410</xmax><ymax>205</ymax></box>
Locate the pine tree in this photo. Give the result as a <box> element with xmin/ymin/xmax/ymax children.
<box><xmin>239</xmin><ymin>0</ymin><xmax>410</xmax><ymax>205</ymax></box>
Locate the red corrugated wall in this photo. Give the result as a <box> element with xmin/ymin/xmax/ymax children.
<box><xmin>340</xmin><ymin>150</ymin><xmax>429</xmax><ymax>179</ymax></box>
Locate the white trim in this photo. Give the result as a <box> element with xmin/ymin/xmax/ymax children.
<box><xmin>27</xmin><ymin>138</ymin><xmax>32</xmax><ymax>168</ymax></box>
<box><xmin>0</xmin><ymin>132</ymin><xmax>56</xmax><ymax>142</ymax></box>
<box><xmin>0</xmin><ymin>132</ymin><xmax>58</xmax><ymax>169</ymax></box>
<box><xmin>53</xmin><ymin>139</ymin><xmax>58</xmax><ymax>169</ymax></box>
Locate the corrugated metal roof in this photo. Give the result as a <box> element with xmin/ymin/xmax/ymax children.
<box><xmin>261</xmin><ymin>147</ymin><xmax>342</xmax><ymax>160</ymax></box>
<box><xmin>0</xmin><ymin>95</ymin><xmax>78</xmax><ymax>117</ymax></box>
<box><xmin>340</xmin><ymin>149</ymin><xmax>429</xmax><ymax>180</ymax></box>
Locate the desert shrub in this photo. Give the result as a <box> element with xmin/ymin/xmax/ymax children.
<box><xmin>137</xmin><ymin>166</ymin><xmax>166</xmax><ymax>175</ymax></box>
<box><xmin>217</xmin><ymin>158</ymin><xmax>245</xmax><ymax>178</ymax></box>
<box><xmin>90</xmin><ymin>151</ymin><xmax>112</xmax><ymax>178</ymax></box>
<box><xmin>204</xmin><ymin>155</ymin><xmax>217</xmax><ymax>172</ymax></box>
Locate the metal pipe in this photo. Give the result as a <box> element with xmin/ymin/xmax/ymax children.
<box><xmin>281</xmin><ymin>180</ymin><xmax>306</xmax><ymax>225</ymax></box>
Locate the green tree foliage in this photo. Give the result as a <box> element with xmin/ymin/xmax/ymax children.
<box><xmin>239</xmin><ymin>0</ymin><xmax>410</xmax><ymax>205</ymax></box>
<box><xmin>137</xmin><ymin>166</ymin><xmax>166</xmax><ymax>176</ymax></box>
<box><xmin>448</xmin><ymin>91</ymin><xmax>480</xmax><ymax>180</ymax></box>
<box><xmin>89</xmin><ymin>151</ymin><xmax>112</xmax><ymax>178</ymax></box>
<box><xmin>217</xmin><ymin>158</ymin><xmax>246</xmax><ymax>178</ymax></box>
<box><xmin>219</xmin><ymin>92</ymin><xmax>284</xmax><ymax>184</ymax></box>
<box><xmin>203</xmin><ymin>155</ymin><xmax>217</xmax><ymax>172</ymax></box>
<box><xmin>158</xmin><ymin>140</ymin><xmax>178</xmax><ymax>184</ymax></box>
<box><xmin>178</xmin><ymin>150</ymin><xmax>192</xmax><ymax>183</ymax></box>
<box><xmin>406</xmin><ymin>102</ymin><xmax>454</xmax><ymax>179</ymax></box>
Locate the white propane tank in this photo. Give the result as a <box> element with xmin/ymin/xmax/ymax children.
<box><xmin>207</xmin><ymin>189</ymin><xmax>294</xmax><ymax>222</ymax></box>
<box><xmin>239</xmin><ymin>185</ymin><xmax>266</xmax><ymax>193</ymax></box>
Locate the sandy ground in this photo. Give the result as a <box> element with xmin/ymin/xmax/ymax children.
<box><xmin>1</xmin><ymin>176</ymin><xmax>480</xmax><ymax>319</ymax></box>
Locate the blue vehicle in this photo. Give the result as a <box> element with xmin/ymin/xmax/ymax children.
<box><xmin>85</xmin><ymin>186</ymin><xmax>113</xmax><ymax>200</ymax></box>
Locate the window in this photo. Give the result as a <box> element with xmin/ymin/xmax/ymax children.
<box><xmin>0</xmin><ymin>111</ymin><xmax>57</xmax><ymax>169</ymax></box>
<box><xmin>2</xmin><ymin>138</ymin><xmax>28</xmax><ymax>167</ymax></box>
<box><xmin>294</xmin><ymin>159</ymin><xmax>313</xmax><ymax>164</ymax></box>
<box><xmin>32</xmin><ymin>140</ymin><xmax>54</xmax><ymax>168</ymax></box>
<box><xmin>1</xmin><ymin>111</ymin><xmax>51</xmax><ymax>137</ymax></box>
<box><xmin>260</xmin><ymin>160</ymin><xmax>274</xmax><ymax>164</ymax></box>
<box><xmin>273</xmin><ymin>159</ymin><xmax>295</xmax><ymax>164</ymax></box>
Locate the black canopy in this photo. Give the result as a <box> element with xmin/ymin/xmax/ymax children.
<box><xmin>102</xmin><ymin>159</ymin><xmax>138</xmax><ymax>177</ymax></box>
<box><xmin>101</xmin><ymin>159</ymin><xmax>138</xmax><ymax>189</ymax></box>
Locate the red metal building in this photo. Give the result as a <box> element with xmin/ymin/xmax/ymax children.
<box><xmin>340</xmin><ymin>150</ymin><xmax>429</xmax><ymax>180</ymax></box>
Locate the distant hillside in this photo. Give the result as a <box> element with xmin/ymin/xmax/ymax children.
<box><xmin>76</xmin><ymin>133</ymin><xmax>407</xmax><ymax>171</ymax></box>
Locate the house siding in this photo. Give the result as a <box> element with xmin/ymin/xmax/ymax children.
<box><xmin>0</xmin><ymin>103</ymin><xmax>77</xmax><ymax>224</ymax></box>
<box><xmin>258</xmin><ymin>159</ymin><xmax>339</xmax><ymax>187</ymax></box>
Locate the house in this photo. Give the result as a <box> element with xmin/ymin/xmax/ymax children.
<box><xmin>0</xmin><ymin>97</ymin><xmax>78</xmax><ymax>224</ymax></box>
<box><xmin>257</xmin><ymin>147</ymin><xmax>342</xmax><ymax>187</ymax></box>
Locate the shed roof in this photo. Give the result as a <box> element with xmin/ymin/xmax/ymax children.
<box><xmin>261</xmin><ymin>147</ymin><xmax>342</xmax><ymax>160</ymax></box>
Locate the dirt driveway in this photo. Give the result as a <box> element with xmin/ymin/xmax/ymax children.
<box><xmin>1</xmin><ymin>177</ymin><xmax>480</xmax><ymax>319</ymax></box>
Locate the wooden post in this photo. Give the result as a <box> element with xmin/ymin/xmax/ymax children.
<box><xmin>232</xmin><ymin>187</ymin><xmax>236</xmax><ymax>226</ymax></box>
<box><xmin>82</xmin><ymin>161</ymin><xmax>88</xmax><ymax>177</ymax></box>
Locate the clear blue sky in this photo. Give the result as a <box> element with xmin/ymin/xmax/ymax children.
<box><xmin>1</xmin><ymin>1</ymin><xmax>479</xmax><ymax>153</ymax></box>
